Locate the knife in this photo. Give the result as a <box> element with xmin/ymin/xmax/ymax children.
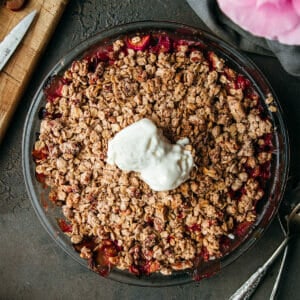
<box><xmin>0</xmin><ymin>10</ymin><xmax>37</xmax><ymax>71</ymax></box>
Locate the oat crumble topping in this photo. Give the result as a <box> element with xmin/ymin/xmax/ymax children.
<box><xmin>33</xmin><ymin>33</ymin><xmax>275</xmax><ymax>277</ymax></box>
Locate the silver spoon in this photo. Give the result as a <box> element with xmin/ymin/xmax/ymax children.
<box><xmin>270</xmin><ymin>185</ymin><xmax>300</xmax><ymax>299</ymax></box>
<box><xmin>269</xmin><ymin>230</ymin><xmax>288</xmax><ymax>300</ymax></box>
<box><xmin>229</xmin><ymin>202</ymin><xmax>300</xmax><ymax>300</ymax></box>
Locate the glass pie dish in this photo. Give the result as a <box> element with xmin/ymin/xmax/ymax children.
<box><xmin>22</xmin><ymin>21</ymin><xmax>289</xmax><ymax>286</ymax></box>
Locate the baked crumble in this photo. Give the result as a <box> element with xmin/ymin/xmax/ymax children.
<box><xmin>33</xmin><ymin>32</ymin><xmax>275</xmax><ymax>278</ymax></box>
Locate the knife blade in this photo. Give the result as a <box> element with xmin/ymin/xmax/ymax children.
<box><xmin>0</xmin><ymin>10</ymin><xmax>37</xmax><ymax>71</ymax></box>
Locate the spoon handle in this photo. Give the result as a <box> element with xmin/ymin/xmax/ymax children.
<box><xmin>229</xmin><ymin>236</ymin><xmax>290</xmax><ymax>300</ymax></box>
<box><xmin>270</xmin><ymin>245</ymin><xmax>288</xmax><ymax>300</ymax></box>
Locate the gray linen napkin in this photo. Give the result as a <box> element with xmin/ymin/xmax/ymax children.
<box><xmin>187</xmin><ymin>0</ymin><xmax>300</xmax><ymax>77</ymax></box>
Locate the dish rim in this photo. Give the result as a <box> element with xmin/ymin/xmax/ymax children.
<box><xmin>22</xmin><ymin>20</ymin><xmax>290</xmax><ymax>286</ymax></box>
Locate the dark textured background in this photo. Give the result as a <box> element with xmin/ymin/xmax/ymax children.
<box><xmin>1</xmin><ymin>1</ymin><xmax>300</xmax><ymax>299</ymax></box>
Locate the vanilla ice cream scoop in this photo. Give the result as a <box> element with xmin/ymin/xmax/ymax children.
<box><xmin>107</xmin><ymin>118</ymin><xmax>194</xmax><ymax>191</ymax></box>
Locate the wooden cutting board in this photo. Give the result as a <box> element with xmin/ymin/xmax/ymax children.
<box><xmin>0</xmin><ymin>0</ymin><xmax>69</xmax><ymax>142</ymax></box>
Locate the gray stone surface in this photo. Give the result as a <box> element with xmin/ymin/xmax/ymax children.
<box><xmin>1</xmin><ymin>0</ymin><xmax>300</xmax><ymax>299</ymax></box>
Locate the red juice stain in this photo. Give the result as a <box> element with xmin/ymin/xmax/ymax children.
<box><xmin>260</xmin><ymin>162</ymin><xmax>271</xmax><ymax>180</ymax></box>
<box><xmin>145</xmin><ymin>217</ymin><xmax>154</xmax><ymax>227</ymax></box>
<box><xmin>43</xmin><ymin>76</ymin><xmax>64</xmax><ymax>102</ymax></box>
<box><xmin>207</xmin><ymin>51</ymin><xmax>218</xmax><ymax>71</ymax></box>
<box><xmin>177</xmin><ymin>210</ymin><xmax>184</xmax><ymax>219</ymax></box>
<box><xmin>129</xmin><ymin>260</ymin><xmax>159</xmax><ymax>276</ymax></box>
<box><xmin>219</xmin><ymin>235</ymin><xmax>232</xmax><ymax>254</ymax></box>
<box><xmin>73</xmin><ymin>237</ymin><xmax>96</xmax><ymax>253</ymax></box>
<box><xmin>35</xmin><ymin>172</ymin><xmax>46</xmax><ymax>184</ymax></box>
<box><xmin>32</xmin><ymin>147</ymin><xmax>48</xmax><ymax>161</ymax></box>
<box><xmin>235</xmin><ymin>74</ymin><xmax>251</xmax><ymax>91</ymax></box>
<box><xmin>188</xmin><ymin>223</ymin><xmax>201</xmax><ymax>232</ymax></box>
<box><xmin>201</xmin><ymin>246</ymin><xmax>210</xmax><ymax>261</ymax></box>
<box><xmin>192</xmin><ymin>249</ymin><xmax>220</xmax><ymax>281</ymax></box>
<box><xmin>126</xmin><ymin>35</ymin><xmax>151</xmax><ymax>51</ymax></box>
<box><xmin>235</xmin><ymin>221</ymin><xmax>253</xmax><ymax>237</ymax></box>
<box><xmin>167</xmin><ymin>235</ymin><xmax>174</xmax><ymax>243</ymax></box>
<box><xmin>89</xmin><ymin>239</ymin><xmax>120</xmax><ymax>277</ymax></box>
<box><xmin>57</xmin><ymin>218</ymin><xmax>72</xmax><ymax>233</ymax></box>
<box><xmin>259</xmin><ymin>133</ymin><xmax>273</xmax><ymax>152</ymax></box>
<box><xmin>149</xmin><ymin>35</ymin><xmax>171</xmax><ymax>53</ymax></box>
<box><xmin>40</xmin><ymin>192</ymin><xmax>49</xmax><ymax>212</ymax></box>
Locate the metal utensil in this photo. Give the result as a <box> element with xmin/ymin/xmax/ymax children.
<box><xmin>229</xmin><ymin>202</ymin><xmax>300</xmax><ymax>300</ymax></box>
<box><xmin>0</xmin><ymin>10</ymin><xmax>37</xmax><ymax>71</ymax></box>
<box><xmin>270</xmin><ymin>186</ymin><xmax>300</xmax><ymax>299</ymax></box>
<box><xmin>269</xmin><ymin>232</ymin><xmax>288</xmax><ymax>300</ymax></box>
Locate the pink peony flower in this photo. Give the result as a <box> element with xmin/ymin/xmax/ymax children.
<box><xmin>217</xmin><ymin>0</ymin><xmax>300</xmax><ymax>45</ymax></box>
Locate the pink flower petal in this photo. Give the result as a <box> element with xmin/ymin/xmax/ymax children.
<box><xmin>256</xmin><ymin>0</ymin><xmax>289</xmax><ymax>9</ymax></box>
<box><xmin>221</xmin><ymin>0</ymin><xmax>255</xmax><ymax>7</ymax></box>
<box><xmin>292</xmin><ymin>0</ymin><xmax>300</xmax><ymax>16</ymax></box>
<box><xmin>278</xmin><ymin>23</ymin><xmax>300</xmax><ymax>44</ymax></box>
<box><xmin>218</xmin><ymin>0</ymin><xmax>300</xmax><ymax>44</ymax></box>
